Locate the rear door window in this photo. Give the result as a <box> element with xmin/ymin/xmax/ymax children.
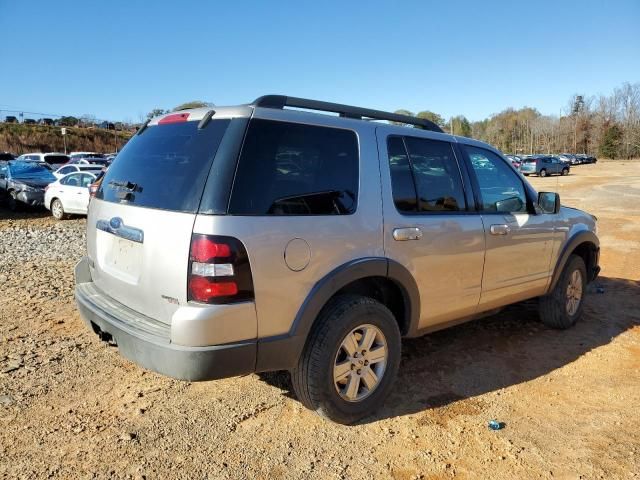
<box><xmin>97</xmin><ymin>120</ymin><xmax>230</xmax><ymax>212</ymax></box>
<box><xmin>228</xmin><ymin>119</ymin><xmax>358</xmax><ymax>215</ymax></box>
<box><xmin>387</xmin><ymin>135</ymin><xmax>467</xmax><ymax>213</ymax></box>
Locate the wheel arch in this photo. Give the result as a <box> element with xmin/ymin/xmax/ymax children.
<box><xmin>255</xmin><ymin>257</ymin><xmax>420</xmax><ymax>372</ymax></box>
<box><xmin>548</xmin><ymin>230</ymin><xmax>600</xmax><ymax>292</ymax></box>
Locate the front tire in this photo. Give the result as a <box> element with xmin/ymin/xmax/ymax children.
<box><xmin>539</xmin><ymin>255</ymin><xmax>587</xmax><ymax>329</ymax></box>
<box><xmin>539</xmin><ymin>169</ymin><xmax>547</xmax><ymax>177</ymax></box>
<box><xmin>562</xmin><ymin>168</ymin><xmax>569</xmax><ymax>176</ymax></box>
<box><xmin>8</xmin><ymin>191</ymin><xmax>19</xmax><ymax>211</ymax></box>
<box><xmin>51</xmin><ymin>199</ymin><xmax>66</xmax><ymax>220</ymax></box>
<box><xmin>291</xmin><ymin>295</ymin><xmax>401</xmax><ymax>424</ymax></box>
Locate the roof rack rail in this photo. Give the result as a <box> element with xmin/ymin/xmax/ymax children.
<box><xmin>252</xmin><ymin>95</ymin><xmax>444</xmax><ymax>133</ymax></box>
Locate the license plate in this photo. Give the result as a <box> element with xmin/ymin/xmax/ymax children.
<box><xmin>103</xmin><ymin>236</ymin><xmax>142</xmax><ymax>283</ymax></box>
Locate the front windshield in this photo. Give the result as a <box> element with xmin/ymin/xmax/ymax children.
<box><xmin>9</xmin><ymin>162</ymin><xmax>56</xmax><ymax>181</ymax></box>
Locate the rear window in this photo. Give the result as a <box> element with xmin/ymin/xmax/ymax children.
<box><xmin>97</xmin><ymin>120</ymin><xmax>230</xmax><ymax>212</ymax></box>
<box><xmin>228</xmin><ymin>119</ymin><xmax>358</xmax><ymax>215</ymax></box>
<box><xmin>44</xmin><ymin>155</ymin><xmax>69</xmax><ymax>165</ymax></box>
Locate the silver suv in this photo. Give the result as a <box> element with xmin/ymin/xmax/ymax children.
<box><xmin>75</xmin><ymin>96</ymin><xmax>600</xmax><ymax>424</ymax></box>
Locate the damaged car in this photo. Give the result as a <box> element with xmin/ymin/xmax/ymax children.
<box><xmin>0</xmin><ymin>161</ymin><xmax>56</xmax><ymax>210</ymax></box>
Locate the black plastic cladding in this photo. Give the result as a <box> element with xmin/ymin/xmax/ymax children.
<box><xmin>252</xmin><ymin>95</ymin><xmax>444</xmax><ymax>133</ymax></box>
<box><xmin>187</xmin><ymin>234</ymin><xmax>255</xmax><ymax>304</ymax></box>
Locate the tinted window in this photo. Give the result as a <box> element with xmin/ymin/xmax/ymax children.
<box><xmin>229</xmin><ymin>119</ymin><xmax>358</xmax><ymax>215</ymax></box>
<box><xmin>464</xmin><ymin>145</ymin><xmax>528</xmax><ymax>213</ymax></box>
<box><xmin>404</xmin><ymin>137</ymin><xmax>466</xmax><ymax>212</ymax></box>
<box><xmin>97</xmin><ymin>120</ymin><xmax>230</xmax><ymax>212</ymax></box>
<box><xmin>0</xmin><ymin>153</ymin><xmax>14</xmax><ymax>161</ymax></box>
<box><xmin>59</xmin><ymin>166</ymin><xmax>74</xmax><ymax>175</ymax></box>
<box><xmin>387</xmin><ymin>137</ymin><xmax>417</xmax><ymax>212</ymax></box>
<box><xmin>44</xmin><ymin>155</ymin><xmax>69</xmax><ymax>165</ymax></box>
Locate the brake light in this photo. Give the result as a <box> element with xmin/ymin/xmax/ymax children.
<box><xmin>190</xmin><ymin>236</ymin><xmax>231</xmax><ymax>262</ymax></box>
<box><xmin>89</xmin><ymin>183</ymin><xmax>99</xmax><ymax>198</ymax></box>
<box><xmin>187</xmin><ymin>234</ymin><xmax>254</xmax><ymax>304</ymax></box>
<box><xmin>188</xmin><ymin>277</ymin><xmax>238</xmax><ymax>302</ymax></box>
<box><xmin>158</xmin><ymin>113</ymin><xmax>190</xmax><ymax>124</ymax></box>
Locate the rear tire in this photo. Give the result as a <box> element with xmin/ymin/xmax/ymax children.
<box><xmin>539</xmin><ymin>255</ymin><xmax>587</xmax><ymax>329</ymax></box>
<box><xmin>539</xmin><ymin>169</ymin><xmax>547</xmax><ymax>177</ymax></box>
<box><xmin>291</xmin><ymin>295</ymin><xmax>401</xmax><ymax>425</ymax></box>
<box><xmin>51</xmin><ymin>199</ymin><xmax>66</xmax><ymax>220</ymax></box>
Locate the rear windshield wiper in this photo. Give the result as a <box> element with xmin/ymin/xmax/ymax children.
<box><xmin>108</xmin><ymin>179</ymin><xmax>139</xmax><ymax>191</ymax></box>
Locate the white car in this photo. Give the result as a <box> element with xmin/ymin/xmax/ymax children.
<box><xmin>53</xmin><ymin>164</ymin><xmax>102</xmax><ymax>179</ymax></box>
<box><xmin>15</xmin><ymin>152</ymin><xmax>70</xmax><ymax>167</ymax></box>
<box><xmin>44</xmin><ymin>171</ymin><xmax>98</xmax><ymax>219</ymax></box>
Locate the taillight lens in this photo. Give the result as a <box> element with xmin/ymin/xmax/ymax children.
<box><xmin>89</xmin><ymin>183</ymin><xmax>99</xmax><ymax>197</ymax></box>
<box><xmin>187</xmin><ymin>234</ymin><xmax>254</xmax><ymax>304</ymax></box>
<box><xmin>158</xmin><ymin>113</ymin><xmax>190</xmax><ymax>124</ymax></box>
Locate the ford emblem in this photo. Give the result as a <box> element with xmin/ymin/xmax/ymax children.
<box><xmin>109</xmin><ymin>217</ymin><xmax>123</xmax><ymax>229</ymax></box>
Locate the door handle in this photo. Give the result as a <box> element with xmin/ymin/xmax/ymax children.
<box><xmin>393</xmin><ymin>227</ymin><xmax>422</xmax><ymax>241</ymax></box>
<box><xmin>490</xmin><ymin>224</ymin><xmax>511</xmax><ymax>235</ymax></box>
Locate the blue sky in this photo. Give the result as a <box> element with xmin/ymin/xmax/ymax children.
<box><xmin>1</xmin><ymin>0</ymin><xmax>638</xmax><ymax>123</ymax></box>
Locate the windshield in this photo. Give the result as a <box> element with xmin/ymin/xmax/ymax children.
<box><xmin>97</xmin><ymin>119</ymin><xmax>230</xmax><ymax>212</ymax></box>
<box><xmin>9</xmin><ymin>162</ymin><xmax>56</xmax><ymax>181</ymax></box>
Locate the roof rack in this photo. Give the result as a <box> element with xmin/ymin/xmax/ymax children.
<box><xmin>252</xmin><ymin>95</ymin><xmax>444</xmax><ymax>133</ymax></box>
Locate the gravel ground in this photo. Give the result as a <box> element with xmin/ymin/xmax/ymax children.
<box><xmin>1</xmin><ymin>162</ymin><xmax>639</xmax><ymax>479</ymax></box>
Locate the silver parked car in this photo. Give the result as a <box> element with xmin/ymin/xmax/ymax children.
<box><xmin>75</xmin><ymin>96</ymin><xmax>600</xmax><ymax>424</ymax></box>
<box><xmin>520</xmin><ymin>156</ymin><xmax>570</xmax><ymax>177</ymax></box>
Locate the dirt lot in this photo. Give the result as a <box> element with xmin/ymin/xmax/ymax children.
<box><xmin>1</xmin><ymin>160</ymin><xmax>639</xmax><ymax>479</ymax></box>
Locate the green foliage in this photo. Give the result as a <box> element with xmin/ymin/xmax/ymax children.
<box><xmin>390</xmin><ymin>109</ymin><xmax>415</xmax><ymax>126</ymax></box>
<box><xmin>173</xmin><ymin>101</ymin><xmax>213</xmax><ymax>111</ymax></box>
<box><xmin>449</xmin><ymin>115</ymin><xmax>472</xmax><ymax>137</ymax></box>
<box><xmin>599</xmin><ymin>125</ymin><xmax>623</xmax><ymax>159</ymax></box>
<box><xmin>146</xmin><ymin>108</ymin><xmax>168</xmax><ymax>120</ymax></box>
<box><xmin>416</xmin><ymin>111</ymin><xmax>445</xmax><ymax>127</ymax></box>
<box><xmin>58</xmin><ymin>116</ymin><xmax>79</xmax><ymax>126</ymax></box>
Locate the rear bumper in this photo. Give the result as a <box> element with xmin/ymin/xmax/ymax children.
<box><xmin>74</xmin><ymin>257</ymin><xmax>256</xmax><ymax>381</ymax></box>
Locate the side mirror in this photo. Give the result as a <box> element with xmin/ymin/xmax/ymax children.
<box><xmin>538</xmin><ymin>192</ymin><xmax>560</xmax><ymax>214</ymax></box>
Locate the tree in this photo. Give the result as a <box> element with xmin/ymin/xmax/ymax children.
<box><xmin>146</xmin><ymin>108</ymin><xmax>167</xmax><ymax>120</ymax></box>
<box><xmin>448</xmin><ymin>115</ymin><xmax>472</xmax><ymax>137</ymax></box>
<box><xmin>58</xmin><ymin>116</ymin><xmax>79</xmax><ymax>126</ymax></box>
<box><xmin>173</xmin><ymin>100</ymin><xmax>213</xmax><ymax>111</ymax></box>
<box><xmin>391</xmin><ymin>109</ymin><xmax>415</xmax><ymax>126</ymax></box>
<box><xmin>599</xmin><ymin>125</ymin><xmax>623</xmax><ymax>159</ymax></box>
<box><xmin>416</xmin><ymin>111</ymin><xmax>445</xmax><ymax>127</ymax></box>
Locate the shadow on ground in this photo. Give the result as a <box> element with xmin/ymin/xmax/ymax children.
<box><xmin>0</xmin><ymin>204</ymin><xmax>51</xmax><ymax>221</ymax></box>
<box><xmin>259</xmin><ymin>276</ymin><xmax>640</xmax><ymax>423</ymax></box>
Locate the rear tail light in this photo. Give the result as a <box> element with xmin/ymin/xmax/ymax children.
<box><xmin>187</xmin><ymin>234</ymin><xmax>254</xmax><ymax>304</ymax></box>
<box><xmin>89</xmin><ymin>183</ymin><xmax>99</xmax><ymax>198</ymax></box>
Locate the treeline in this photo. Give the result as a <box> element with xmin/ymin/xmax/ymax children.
<box><xmin>396</xmin><ymin>81</ymin><xmax>640</xmax><ymax>159</ymax></box>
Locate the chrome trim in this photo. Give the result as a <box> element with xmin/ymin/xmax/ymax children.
<box><xmin>96</xmin><ymin>217</ymin><xmax>144</xmax><ymax>243</ymax></box>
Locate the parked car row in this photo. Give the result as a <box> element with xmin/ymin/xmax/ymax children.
<box><xmin>0</xmin><ymin>151</ymin><xmax>112</xmax><ymax>217</ymax></box>
<box><xmin>504</xmin><ymin>153</ymin><xmax>597</xmax><ymax>177</ymax></box>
